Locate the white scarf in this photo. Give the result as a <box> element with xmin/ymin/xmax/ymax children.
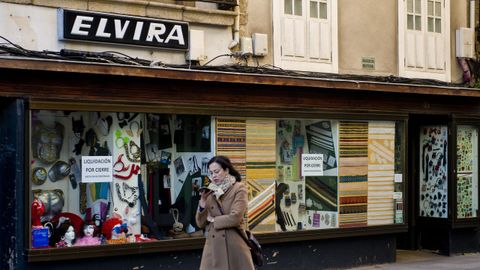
<box><xmin>208</xmin><ymin>174</ymin><xmax>236</xmax><ymax>199</ymax></box>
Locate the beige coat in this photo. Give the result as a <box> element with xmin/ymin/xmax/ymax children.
<box><xmin>196</xmin><ymin>182</ymin><xmax>254</xmax><ymax>270</ymax></box>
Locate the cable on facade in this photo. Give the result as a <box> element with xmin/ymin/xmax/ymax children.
<box><xmin>0</xmin><ymin>35</ymin><xmax>463</xmax><ymax>88</ymax></box>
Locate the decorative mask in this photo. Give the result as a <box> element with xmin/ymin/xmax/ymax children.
<box><xmin>48</xmin><ymin>161</ymin><xmax>71</xmax><ymax>182</ymax></box>
<box><xmin>33</xmin><ymin>189</ymin><xmax>64</xmax><ymax>222</ymax></box>
<box><xmin>32</xmin><ymin>121</ymin><xmax>64</xmax><ymax>164</ymax></box>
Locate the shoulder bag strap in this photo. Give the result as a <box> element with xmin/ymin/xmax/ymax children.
<box><xmin>214</xmin><ymin>199</ymin><xmax>250</xmax><ymax>245</ymax></box>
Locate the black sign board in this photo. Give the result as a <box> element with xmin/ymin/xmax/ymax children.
<box><xmin>58</xmin><ymin>9</ymin><xmax>189</xmax><ymax>50</ymax></box>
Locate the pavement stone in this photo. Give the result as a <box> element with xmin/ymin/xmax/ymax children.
<box><xmin>344</xmin><ymin>250</ymin><xmax>480</xmax><ymax>270</ymax></box>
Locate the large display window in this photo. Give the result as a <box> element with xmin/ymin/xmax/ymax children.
<box><xmin>456</xmin><ymin>125</ymin><xmax>479</xmax><ymax>220</ymax></box>
<box><xmin>28</xmin><ymin>110</ymin><xmax>405</xmax><ymax>250</ymax></box>
<box><xmin>419</xmin><ymin>125</ymin><xmax>448</xmax><ymax>218</ymax></box>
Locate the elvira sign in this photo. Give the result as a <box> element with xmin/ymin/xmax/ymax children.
<box><xmin>58</xmin><ymin>9</ymin><xmax>189</xmax><ymax>50</ymax></box>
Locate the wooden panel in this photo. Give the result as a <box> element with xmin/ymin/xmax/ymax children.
<box><xmin>0</xmin><ymin>62</ymin><xmax>479</xmax><ymax>118</ymax></box>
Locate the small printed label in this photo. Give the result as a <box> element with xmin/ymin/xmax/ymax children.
<box><xmin>393</xmin><ymin>192</ymin><xmax>403</xmax><ymax>200</ymax></box>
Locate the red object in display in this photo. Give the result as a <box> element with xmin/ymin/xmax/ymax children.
<box><xmin>51</xmin><ymin>212</ymin><xmax>85</xmax><ymax>237</ymax></box>
<box><xmin>31</xmin><ymin>198</ymin><xmax>45</xmax><ymax>228</ymax></box>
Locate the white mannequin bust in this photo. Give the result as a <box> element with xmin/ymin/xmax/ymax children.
<box><xmin>63</xmin><ymin>226</ymin><xmax>75</xmax><ymax>247</ymax></box>
<box><xmin>83</xmin><ymin>224</ymin><xmax>95</xmax><ymax>237</ymax></box>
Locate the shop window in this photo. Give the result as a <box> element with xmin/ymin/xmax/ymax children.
<box><xmin>419</xmin><ymin>125</ymin><xmax>448</xmax><ymax>218</ymax></box>
<box><xmin>398</xmin><ymin>0</ymin><xmax>450</xmax><ymax>81</ymax></box>
<box><xmin>29</xmin><ymin>110</ymin><xmax>405</xmax><ymax>250</ymax></box>
<box><xmin>456</xmin><ymin>125</ymin><xmax>479</xmax><ymax>219</ymax></box>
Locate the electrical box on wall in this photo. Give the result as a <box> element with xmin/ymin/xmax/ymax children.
<box><xmin>186</xmin><ymin>29</ymin><xmax>207</xmax><ymax>61</ymax></box>
<box><xmin>240</xmin><ymin>37</ymin><xmax>253</xmax><ymax>56</ymax></box>
<box><xmin>456</xmin><ymin>27</ymin><xmax>474</xmax><ymax>58</ymax></box>
<box><xmin>252</xmin><ymin>33</ymin><xmax>268</xmax><ymax>56</ymax></box>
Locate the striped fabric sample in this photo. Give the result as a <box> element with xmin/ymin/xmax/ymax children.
<box><xmin>306</xmin><ymin>120</ymin><xmax>337</xmax><ymax>170</ymax></box>
<box><xmin>339</xmin><ymin>121</ymin><xmax>368</xmax><ymax>228</ymax></box>
<box><xmin>216</xmin><ymin>118</ymin><xmax>246</xmax><ymax>180</ymax></box>
<box><xmin>247</xmin><ymin>181</ymin><xmax>276</xmax><ymax>232</ymax></box>
<box><xmin>246</xmin><ymin>119</ymin><xmax>277</xmax><ymax>187</ymax></box>
<box><xmin>367</xmin><ymin>122</ymin><xmax>395</xmax><ymax>225</ymax></box>
<box><xmin>246</xmin><ymin>119</ymin><xmax>276</xmax><ymax>232</ymax></box>
<box><xmin>305</xmin><ymin>176</ymin><xmax>337</xmax><ymax>211</ymax></box>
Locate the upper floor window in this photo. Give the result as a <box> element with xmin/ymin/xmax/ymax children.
<box><xmin>399</xmin><ymin>0</ymin><xmax>450</xmax><ymax>82</ymax></box>
<box><xmin>273</xmin><ymin>0</ymin><xmax>338</xmax><ymax>73</ymax></box>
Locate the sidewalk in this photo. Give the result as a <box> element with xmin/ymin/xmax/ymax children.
<box><xmin>346</xmin><ymin>250</ymin><xmax>480</xmax><ymax>270</ymax></box>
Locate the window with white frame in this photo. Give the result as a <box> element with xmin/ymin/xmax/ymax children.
<box><xmin>273</xmin><ymin>0</ymin><xmax>338</xmax><ymax>73</ymax></box>
<box><xmin>399</xmin><ymin>0</ymin><xmax>450</xmax><ymax>82</ymax></box>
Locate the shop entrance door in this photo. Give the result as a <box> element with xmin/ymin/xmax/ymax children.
<box><xmin>0</xmin><ymin>98</ymin><xmax>26</xmax><ymax>268</ymax></box>
<box><xmin>398</xmin><ymin>114</ymin><xmax>451</xmax><ymax>253</ymax></box>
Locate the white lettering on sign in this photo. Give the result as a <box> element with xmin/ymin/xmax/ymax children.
<box><xmin>133</xmin><ymin>21</ymin><xmax>144</xmax><ymax>41</ymax></box>
<box><xmin>96</xmin><ymin>18</ymin><xmax>111</xmax><ymax>38</ymax></box>
<box><xmin>71</xmin><ymin>15</ymin><xmax>93</xmax><ymax>36</ymax></box>
<box><xmin>146</xmin><ymin>23</ymin><xmax>166</xmax><ymax>42</ymax></box>
<box><xmin>301</xmin><ymin>154</ymin><xmax>324</xmax><ymax>176</ymax></box>
<box><xmin>59</xmin><ymin>9</ymin><xmax>189</xmax><ymax>50</ymax></box>
<box><xmin>114</xmin><ymin>19</ymin><xmax>130</xmax><ymax>39</ymax></box>
<box><xmin>165</xmin><ymin>25</ymin><xmax>185</xmax><ymax>45</ymax></box>
<box><xmin>81</xmin><ymin>156</ymin><xmax>113</xmax><ymax>183</ymax></box>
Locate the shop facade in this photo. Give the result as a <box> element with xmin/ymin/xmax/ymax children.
<box><xmin>0</xmin><ymin>1</ymin><xmax>479</xmax><ymax>269</ymax></box>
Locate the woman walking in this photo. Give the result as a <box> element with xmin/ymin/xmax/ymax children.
<box><xmin>196</xmin><ymin>155</ymin><xmax>254</xmax><ymax>270</ymax></box>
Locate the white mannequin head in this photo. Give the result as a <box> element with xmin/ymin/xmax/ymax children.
<box><xmin>63</xmin><ymin>226</ymin><xmax>75</xmax><ymax>246</ymax></box>
<box><xmin>83</xmin><ymin>224</ymin><xmax>95</xmax><ymax>237</ymax></box>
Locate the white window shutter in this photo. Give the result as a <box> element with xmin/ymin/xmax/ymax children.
<box><xmin>294</xmin><ymin>19</ymin><xmax>306</xmax><ymax>57</ymax></box>
<box><xmin>319</xmin><ymin>21</ymin><xmax>331</xmax><ymax>61</ymax></box>
<box><xmin>426</xmin><ymin>34</ymin><xmax>436</xmax><ymax>69</ymax></box>
<box><xmin>406</xmin><ymin>32</ymin><xmax>416</xmax><ymax>67</ymax></box>
<box><xmin>282</xmin><ymin>18</ymin><xmax>295</xmax><ymax>56</ymax></box>
<box><xmin>309</xmin><ymin>21</ymin><xmax>320</xmax><ymax>59</ymax></box>
<box><xmin>426</xmin><ymin>34</ymin><xmax>444</xmax><ymax>70</ymax></box>
<box><xmin>415</xmin><ymin>32</ymin><xmax>425</xmax><ymax>68</ymax></box>
<box><xmin>435</xmin><ymin>35</ymin><xmax>444</xmax><ymax>70</ymax></box>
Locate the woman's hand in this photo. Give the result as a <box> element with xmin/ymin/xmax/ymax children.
<box><xmin>199</xmin><ymin>189</ymin><xmax>212</xmax><ymax>208</ymax></box>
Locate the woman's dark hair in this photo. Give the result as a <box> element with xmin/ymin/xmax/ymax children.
<box><xmin>207</xmin><ymin>156</ymin><xmax>241</xmax><ymax>182</ymax></box>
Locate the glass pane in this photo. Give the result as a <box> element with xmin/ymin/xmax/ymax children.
<box><xmin>285</xmin><ymin>0</ymin><xmax>293</xmax><ymax>14</ymax></box>
<box><xmin>276</xmin><ymin>119</ymin><xmax>404</xmax><ymax>230</ymax></box>
<box><xmin>294</xmin><ymin>0</ymin><xmax>303</xmax><ymax>16</ymax></box>
<box><xmin>29</xmin><ymin>109</ymin><xmax>407</xmax><ymax>249</ymax></box>
<box><xmin>435</xmin><ymin>18</ymin><xmax>441</xmax><ymax>33</ymax></box>
<box><xmin>419</xmin><ymin>126</ymin><xmax>448</xmax><ymax>218</ymax></box>
<box><xmin>407</xmin><ymin>0</ymin><xmax>413</xmax><ymax>13</ymax></box>
<box><xmin>415</xmin><ymin>15</ymin><xmax>421</xmax><ymax>31</ymax></box>
<box><xmin>319</xmin><ymin>2</ymin><xmax>327</xmax><ymax>19</ymax></box>
<box><xmin>435</xmin><ymin>2</ymin><xmax>441</xmax><ymax>16</ymax></box>
<box><xmin>428</xmin><ymin>18</ymin><xmax>434</xmax><ymax>32</ymax></box>
<box><xmin>456</xmin><ymin>125</ymin><xmax>478</xmax><ymax>219</ymax></box>
<box><xmin>428</xmin><ymin>1</ymin><xmax>433</xmax><ymax>16</ymax></box>
<box><xmin>30</xmin><ymin>110</ymin><xmax>213</xmax><ymax>249</ymax></box>
<box><xmin>310</xmin><ymin>1</ymin><xmax>318</xmax><ymax>18</ymax></box>
<box><xmin>415</xmin><ymin>0</ymin><xmax>421</xmax><ymax>13</ymax></box>
<box><xmin>407</xmin><ymin>15</ymin><xmax>414</xmax><ymax>30</ymax></box>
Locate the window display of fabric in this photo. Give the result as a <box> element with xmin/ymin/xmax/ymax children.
<box><xmin>28</xmin><ymin>109</ymin><xmax>405</xmax><ymax>251</ymax></box>
<box><xmin>216</xmin><ymin>118</ymin><xmax>247</xmax><ymax>180</ymax></box>
<box><xmin>338</xmin><ymin>121</ymin><xmax>368</xmax><ymax>228</ymax></box>
<box><xmin>245</xmin><ymin>120</ymin><xmax>277</xmax><ymax>232</ymax></box>
<box><xmin>367</xmin><ymin>122</ymin><xmax>395</xmax><ymax>225</ymax></box>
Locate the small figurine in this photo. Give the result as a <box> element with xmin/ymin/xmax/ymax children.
<box><xmin>50</xmin><ymin>218</ymin><xmax>75</xmax><ymax>247</ymax></box>
<box><xmin>74</xmin><ymin>222</ymin><xmax>101</xmax><ymax>246</ymax></box>
<box><xmin>102</xmin><ymin>217</ymin><xmax>128</xmax><ymax>245</ymax></box>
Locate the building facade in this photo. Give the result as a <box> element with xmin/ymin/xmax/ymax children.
<box><xmin>0</xmin><ymin>0</ymin><xmax>479</xmax><ymax>269</ymax></box>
